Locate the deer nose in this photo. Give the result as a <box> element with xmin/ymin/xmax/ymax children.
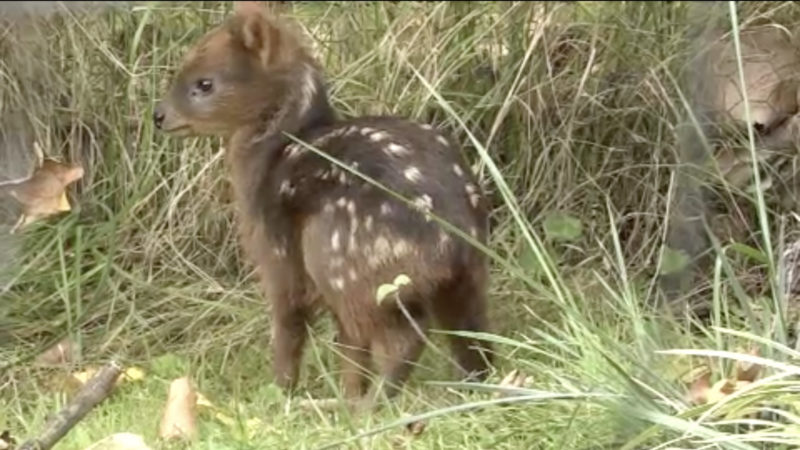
<box><xmin>153</xmin><ymin>104</ymin><xmax>165</xmax><ymax>129</ymax></box>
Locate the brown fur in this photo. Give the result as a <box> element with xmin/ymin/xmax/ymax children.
<box><xmin>154</xmin><ymin>1</ymin><xmax>493</xmax><ymax>402</ymax></box>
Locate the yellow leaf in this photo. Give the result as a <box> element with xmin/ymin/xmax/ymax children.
<box><xmin>72</xmin><ymin>367</ymin><xmax>99</xmax><ymax>385</ymax></box>
<box><xmin>196</xmin><ymin>392</ymin><xmax>215</xmax><ymax>409</ymax></box>
<box><xmin>706</xmin><ymin>378</ymin><xmax>736</xmax><ymax>404</ymax></box>
<box><xmin>57</xmin><ymin>192</ymin><xmax>71</xmax><ymax>212</ymax></box>
<box><xmin>393</xmin><ymin>274</ymin><xmax>412</xmax><ymax>287</ymax></box>
<box><xmin>376</xmin><ymin>283</ymin><xmax>399</xmax><ymax>303</ymax></box>
<box><xmin>122</xmin><ymin>367</ymin><xmax>146</xmax><ymax>382</ymax></box>
<box><xmin>213</xmin><ymin>412</ymin><xmax>236</xmax><ymax>427</ymax></box>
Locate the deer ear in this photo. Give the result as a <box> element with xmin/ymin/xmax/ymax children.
<box><xmin>229</xmin><ymin>1</ymin><xmax>282</xmax><ymax>66</ymax></box>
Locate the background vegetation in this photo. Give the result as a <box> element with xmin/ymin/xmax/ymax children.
<box><xmin>2</xmin><ymin>1</ymin><xmax>800</xmax><ymax>448</ymax></box>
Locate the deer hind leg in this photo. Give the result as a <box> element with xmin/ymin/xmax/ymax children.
<box><xmin>334</xmin><ymin>326</ymin><xmax>372</xmax><ymax>399</ymax></box>
<box><xmin>368</xmin><ymin>299</ymin><xmax>429</xmax><ymax>400</ymax></box>
<box><xmin>431</xmin><ymin>272</ymin><xmax>493</xmax><ymax>382</ymax></box>
<box><xmin>271</xmin><ymin>297</ymin><xmax>314</xmax><ymax>392</ymax></box>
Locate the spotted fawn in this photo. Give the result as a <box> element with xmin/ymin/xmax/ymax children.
<box><xmin>153</xmin><ymin>1</ymin><xmax>493</xmax><ymax>403</ymax></box>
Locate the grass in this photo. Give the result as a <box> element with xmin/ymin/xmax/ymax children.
<box><xmin>2</xmin><ymin>1</ymin><xmax>800</xmax><ymax>448</ymax></box>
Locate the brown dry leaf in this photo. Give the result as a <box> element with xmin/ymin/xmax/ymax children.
<box><xmin>2</xmin><ymin>151</ymin><xmax>84</xmax><ymax>234</ymax></box>
<box><xmin>703</xmin><ymin>25</ymin><xmax>800</xmax><ymax>130</ymax></box>
<box><xmin>735</xmin><ymin>347</ymin><xmax>762</xmax><ymax>383</ymax></box>
<box><xmin>158</xmin><ymin>377</ymin><xmax>198</xmax><ymax>441</ymax></box>
<box><xmin>83</xmin><ymin>432</ymin><xmax>152</xmax><ymax>450</ymax></box>
<box><xmin>687</xmin><ymin>370</ymin><xmax>712</xmax><ymax>406</ymax></box>
<box><xmin>706</xmin><ymin>378</ymin><xmax>737</xmax><ymax>405</ymax></box>
<box><xmin>35</xmin><ymin>337</ymin><xmax>75</xmax><ymax>366</ymax></box>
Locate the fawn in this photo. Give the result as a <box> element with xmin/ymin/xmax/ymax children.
<box><xmin>154</xmin><ymin>1</ymin><xmax>493</xmax><ymax>404</ymax></box>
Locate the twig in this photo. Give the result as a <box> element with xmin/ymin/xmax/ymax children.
<box><xmin>19</xmin><ymin>361</ymin><xmax>123</xmax><ymax>450</ymax></box>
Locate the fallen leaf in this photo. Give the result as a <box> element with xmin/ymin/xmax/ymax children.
<box><xmin>83</xmin><ymin>432</ymin><xmax>152</xmax><ymax>450</ymax></box>
<box><xmin>35</xmin><ymin>337</ymin><xmax>75</xmax><ymax>366</ymax></box>
<box><xmin>72</xmin><ymin>367</ymin><xmax>100</xmax><ymax>385</ymax></box>
<box><xmin>687</xmin><ymin>371</ymin><xmax>711</xmax><ymax>405</ymax></box>
<box><xmin>158</xmin><ymin>377</ymin><xmax>198</xmax><ymax>441</ymax></box>
<box><xmin>121</xmin><ymin>367</ymin><xmax>146</xmax><ymax>382</ymax></box>
<box><xmin>706</xmin><ymin>378</ymin><xmax>736</xmax><ymax>405</ymax></box>
<box><xmin>195</xmin><ymin>392</ymin><xmax>214</xmax><ymax>409</ymax></box>
<box><xmin>3</xmin><ymin>155</ymin><xmax>84</xmax><ymax>234</ymax></box>
<box><xmin>735</xmin><ymin>347</ymin><xmax>762</xmax><ymax>383</ymax></box>
<box><xmin>70</xmin><ymin>366</ymin><xmax>145</xmax><ymax>389</ymax></box>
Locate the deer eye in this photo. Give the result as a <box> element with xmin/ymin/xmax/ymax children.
<box><xmin>195</xmin><ymin>79</ymin><xmax>214</xmax><ymax>93</ymax></box>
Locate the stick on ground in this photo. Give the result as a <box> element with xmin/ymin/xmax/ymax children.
<box><xmin>19</xmin><ymin>361</ymin><xmax>123</xmax><ymax>450</ymax></box>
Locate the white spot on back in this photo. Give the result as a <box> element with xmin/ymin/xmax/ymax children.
<box><xmin>365</xmin><ymin>235</ymin><xmax>414</xmax><ymax>268</ymax></box>
<box><xmin>465</xmin><ymin>183</ymin><xmax>481</xmax><ymax>208</ymax></box>
<box><xmin>323</xmin><ymin>202</ymin><xmax>335</xmax><ymax>214</ymax></box>
<box><xmin>279</xmin><ymin>180</ymin><xmax>295</xmax><ymax>196</ymax></box>
<box><xmin>331</xmin><ymin>230</ymin><xmax>341</xmax><ymax>251</ymax></box>
<box><xmin>348</xmin><ymin>268</ymin><xmax>358</xmax><ymax>281</ymax></box>
<box><xmin>370</xmin><ymin>131</ymin><xmax>390</xmax><ymax>142</ymax></box>
<box><xmin>365</xmin><ymin>215</ymin><xmax>374</xmax><ymax>231</ymax></box>
<box><xmin>386</xmin><ymin>143</ymin><xmax>410</xmax><ymax>156</ymax></box>
<box><xmin>413</xmin><ymin>195</ymin><xmax>434</xmax><ymax>221</ymax></box>
<box><xmin>285</xmin><ymin>144</ymin><xmax>303</xmax><ymax>159</ymax></box>
<box><xmin>380</xmin><ymin>202</ymin><xmax>392</xmax><ymax>216</ymax></box>
<box><xmin>414</xmin><ymin>194</ymin><xmax>433</xmax><ymax>212</ymax></box>
<box><xmin>404</xmin><ymin>166</ymin><xmax>422</xmax><ymax>183</ymax></box>
<box><xmin>470</xmin><ymin>227</ymin><xmax>478</xmax><ymax>239</ymax></box>
<box><xmin>453</xmin><ymin>164</ymin><xmax>464</xmax><ymax>178</ymax></box>
<box><xmin>373</xmin><ymin>236</ymin><xmax>391</xmax><ymax>262</ymax></box>
<box><xmin>336</xmin><ymin>197</ymin><xmax>348</xmax><ymax>208</ymax></box>
<box><xmin>348</xmin><ymin>213</ymin><xmax>359</xmax><ymax>252</ymax></box>
<box><xmin>359</xmin><ymin>127</ymin><xmax>377</xmax><ymax>136</ymax></box>
<box><xmin>436</xmin><ymin>135</ymin><xmax>449</xmax><ymax>147</ymax></box>
<box><xmin>438</xmin><ymin>230</ymin><xmax>451</xmax><ymax>248</ymax></box>
<box><xmin>331</xmin><ymin>277</ymin><xmax>345</xmax><ymax>291</ymax></box>
<box><xmin>393</xmin><ymin>240</ymin><xmax>412</xmax><ymax>258</ymax></box>
<box><xmin>420</xmin><ymin>124</ymin><xmax>434</xmax><ymax>131</ymax></box>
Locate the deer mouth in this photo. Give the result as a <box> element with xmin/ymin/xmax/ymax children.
<box><xmin>162</xmin><ymin>124</ymin><xmax>193</xmax><ymax>136</ymax></box>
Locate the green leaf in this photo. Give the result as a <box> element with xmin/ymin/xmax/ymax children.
<box><xmin>728</xmin><ymin>242</ymin><xmax>768</xmax><ymax>265</ymax></box>
<box><xmin>376</xmin><ymin>283</ymin><xmax>399</xmax><ymax>304</ymax></box>
<box><xmin>659</xmin><ymin>247</ymin><xmax>690</xmax><ymax>276</ymax></box>
<box><xmin>393</xmin><ymin>274</ymin><xmax>412</xmax><ymax>287</ymax></box>
<box><xmin>542</xmin><ymin>212</ymin><xmax>583</xmax><ymax>242</ymax></box>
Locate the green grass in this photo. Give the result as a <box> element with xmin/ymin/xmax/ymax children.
<box><xmin>3</xmin><ymin>1</ymin><xmax>800</xmax><ymax>449</ymax></box>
